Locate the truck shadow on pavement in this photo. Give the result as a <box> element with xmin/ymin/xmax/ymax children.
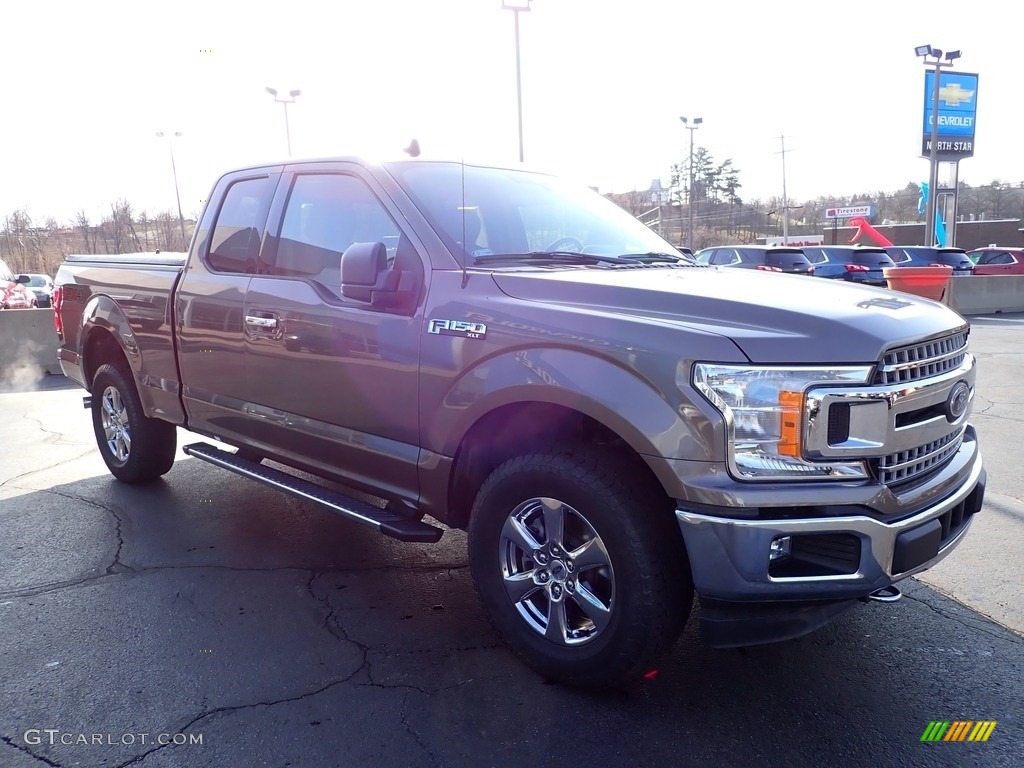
<box><xmin>1</xmin><ymin>458</ymin><xmax>1021</xmax><ymax>768</ymax></box>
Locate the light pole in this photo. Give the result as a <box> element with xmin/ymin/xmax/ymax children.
<box><xmin>779</xmin><ymin>134</ymin><xmax>790</xmax><ymax>243</ymax></box>
<box><xmin>155</xmin><ymin>131</ymin><xmax>187</xmax><ymax>248</ymax></box>
<box><xmin>680</xmin><ymin>116</ymin><xmax>702</xmax><ymax>251</ymax></box>
<box><xmin>502</xmin><ymin>0</ymin><xmax>531</xmax><ymax>163</ymax></box>
<box><xmin>265</xmin><ymin>87</ymin><xmax>301</xmax><ymax>157</ymax></box>
<box><xmin>915</xmin><ymin>44</ymin><xmax>960</xmax><ymax>246</ymax></box>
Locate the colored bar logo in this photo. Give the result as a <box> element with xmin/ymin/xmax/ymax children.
<box><xmin>921</xmin><ymin>721</ymin><xmax>997</xmax><ymax>742</ymax></box>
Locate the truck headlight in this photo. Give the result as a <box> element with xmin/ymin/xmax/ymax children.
<box><xmin>692</xmin><ymin>364</ymin><xmax>872</xmax><ymax>481</ymax></box>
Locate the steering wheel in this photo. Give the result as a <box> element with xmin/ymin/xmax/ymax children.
<box><xmin>544</xmin><ymin>236</ymin><xmax>584</xmax><ymax>253</ymax></box>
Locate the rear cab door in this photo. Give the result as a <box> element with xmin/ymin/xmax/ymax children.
<box><xmin>240</xmin><ymin>160</ymin><xmax>429</xmax><ymax>500</ymax></box>
<box><xmin>175</xmin><ymin>168</ymin><xmax>279</xmax><ymax>445</ymax></box>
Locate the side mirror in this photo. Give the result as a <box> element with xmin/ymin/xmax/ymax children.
<box><xmin>340</xmin><ymin>242</ymin><xmax>404</xmax><ymax>307</ymax></box>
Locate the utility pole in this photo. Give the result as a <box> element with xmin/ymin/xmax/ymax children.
<box><xmin>777</xmin><ymin>135</ymin><xmax>791</xmax><ymax>243</ymax></box>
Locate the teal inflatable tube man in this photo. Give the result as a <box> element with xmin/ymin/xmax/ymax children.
<box><xmin>918</xmin><ymin>182</ymin><xmax>947</xmax><ymax>246</ymax></box>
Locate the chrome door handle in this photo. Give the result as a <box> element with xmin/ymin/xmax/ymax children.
<box><xmin>245</xmin><ymin>315</ymin><xmax>278</xmax><ymax>329</ymax></box>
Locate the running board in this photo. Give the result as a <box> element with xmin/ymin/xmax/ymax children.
<box><xmin>182</xmin><ymin>442</ymin><xmax>443</xmax><ymax>543</ymax></box>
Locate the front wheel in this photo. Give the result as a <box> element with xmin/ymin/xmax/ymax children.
<box><xmin>468</xmin><ymin>449</ymin><xmax>692</xmax><ymax>689</ymax></box>
<box><xmin>91</xmin><ymin>363</ymin><xmax>177</xmax><ymax>483</ymax></box>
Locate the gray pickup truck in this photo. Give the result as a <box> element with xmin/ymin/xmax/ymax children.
<box><xmin>54</xmin><ymin>157</ymin><xmax>985</xmax><ymax>689</ymax></box>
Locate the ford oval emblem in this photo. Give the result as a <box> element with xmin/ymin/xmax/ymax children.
<box><xmin>945</xmin><ymin>381</ymin><xmax>971</xmax><ymax>422</ymax></box>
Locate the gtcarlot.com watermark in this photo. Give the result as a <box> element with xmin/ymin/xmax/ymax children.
<box><xmin>23</xmin><ymin>729</ymin><xmax>203</xmax><ymax>747</ymax></box>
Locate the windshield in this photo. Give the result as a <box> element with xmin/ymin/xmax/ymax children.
<box><xmin>385</xmin><ymin>161</ymin><xmax>685</xmax><ymax>267</ymax></box>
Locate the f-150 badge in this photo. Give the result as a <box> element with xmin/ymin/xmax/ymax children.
<box><xmin>428</xmin><ymin>319</ymin><xmax>487</xmax><ymax>339</ymax></box>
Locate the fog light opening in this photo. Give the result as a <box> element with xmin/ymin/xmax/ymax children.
<box><xmin>769</xmin><ymin>536</ymin><xmax>792</xmax><ymax>562</ymax></box>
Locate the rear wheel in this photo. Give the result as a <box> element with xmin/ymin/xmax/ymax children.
<box><xmin>91</xmin><ymin>363</ymin><xmax>177</xmax><ymax>483</ymax></box>
<box><xmin>468</xmin><ymin>448</ymin><xmax>692</xmax><ymax>689</ymax></box>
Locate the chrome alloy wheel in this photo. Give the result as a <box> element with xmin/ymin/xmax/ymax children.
<box><xmin>101</xmin><ymin>385</ymin><xmax>131</xmax><ymax>462</ymax></box>
<box><xmin>498</xmin><ymin>497</ymin><xmax>615</xmax><ymax>646</ymax></box>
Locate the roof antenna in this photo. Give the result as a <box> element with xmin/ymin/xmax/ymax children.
<box><xmin>403</xmin><ymin>139</ymin><xmax>420</xmax><ymax>157</ymax></box>
<box><xmin>460</xmin><ymin>156</ymin><xmax>469</xmax><ymax>289</ymax></box>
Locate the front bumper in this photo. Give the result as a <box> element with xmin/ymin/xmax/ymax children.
<box><xmin>676</xmin><ymin>456</ymin><xmax>985</xmax><ymax>603</ymax></box>
<box><xmin>675</xmin><ymin>443</ymin><xmax>985</xmax><ymax>647</ymax></box>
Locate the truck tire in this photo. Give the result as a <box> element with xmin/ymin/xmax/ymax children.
<box><xmin>90</xmin><ymin>363</ymin><xmax>177</xmax><ymax>483</ymax></box>
<box><xmin>468</xmin><ymin>448</ymin><xmax>692</xmax><ymax>689</ymax></box>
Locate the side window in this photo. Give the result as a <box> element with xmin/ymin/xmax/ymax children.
<box><xmin>208</xmin><ymin>177</ymin><xmax>270</xmax><ymax>273</ymax></box>
<box><xmin>710</xmin><ymin>249</ymin><xmax>732</xmax><ymax>266</ymax></box>
<box><xmin>273</xmin><ymin>174</ymin><xmax>402</xmax><ymax>296</ymax></box>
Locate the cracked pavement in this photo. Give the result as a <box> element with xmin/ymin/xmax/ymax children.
<box><xmin>3</xmin><ymin>317</ymin><xmax>1024</xmax><ymax>767</ymax></box>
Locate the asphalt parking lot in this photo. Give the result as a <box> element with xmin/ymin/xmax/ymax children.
<box><xmin>2</xmin><ymin>315</ymin><xmax>1023</xmax><ymax>768</ymax></box>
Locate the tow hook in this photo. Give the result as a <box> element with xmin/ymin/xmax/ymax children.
<box><xmin>862</xmin><ymin>585</ymin><xmax>902</xmax><ymax>603</ymax></box>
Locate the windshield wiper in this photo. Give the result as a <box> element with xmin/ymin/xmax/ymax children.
<box><xmin>473</xmin><ymin>251</ymin><xmax>629</xmax><ymax>265</ymax></box>
<box><xmin>616</xmin><ymin>252</ymin><xmax>691</xmax><ymax>264</ymax></box>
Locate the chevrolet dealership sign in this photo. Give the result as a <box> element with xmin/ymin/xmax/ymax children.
<box><xmin>921</xmin><ymin>71</ymin><xmax>979</xmax><ymax>159</ymax></box>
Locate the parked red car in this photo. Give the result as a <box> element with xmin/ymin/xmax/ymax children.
<box><xmin>0</xmin><ymin>257</ymin><xmax>37</xmax><ymax>309</ymax></box>
<box><xmin>968</xmin><ymin>247</ymin><xmax>1024</xmax><ymax>276</ymax></box>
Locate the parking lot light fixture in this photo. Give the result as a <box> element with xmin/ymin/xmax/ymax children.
<box><xmin>265</xmin><ymin>86</ymin><xmax>301</xmax><ymax>157</ymax></box>
<box><xmin>680</xmin><ymin>116</ymin><xmax>702</xmax><ymax>252</ymax></box>
<box><xmin>916</xmin><ymin>45</ymin><xmax>958</xmax><ymax>246</ymax></box>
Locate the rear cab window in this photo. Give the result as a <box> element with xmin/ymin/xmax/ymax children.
<box><xmin>207</xmin><ymin>177</ymin><xmax>273</xmax><ymax>273</ymax></box>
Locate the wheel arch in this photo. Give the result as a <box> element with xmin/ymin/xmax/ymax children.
<box><xmin>433</xmin><ymin>347</ymin><xmax>713</xmax><ymax>530</ymax></box>
<box><xmin>446</xmin><ymin>399</ymin><xmax>680</xmax><ymax>532</ymax></box>
<box><xmin>80</xmin><ymin>295</ymin><xmax>138</xmax><ymax>386</ymax></box>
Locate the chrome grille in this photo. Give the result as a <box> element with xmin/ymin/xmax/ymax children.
<box><xmin>876</xmin><ymin>427</ymin><xmax>965</xmax><ymax>486</ymax></box>
<box><xmin>874</xmin><ymin>328</ymin><xmax>969</xmax><ymax>386</ymax></box>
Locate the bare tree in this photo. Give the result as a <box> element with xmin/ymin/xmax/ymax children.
<box><xmin>102</xmin><ymin>200</ymin><xmax>142</xmax><ymax>254</ymax></box>
<box><xmin>980</xmin><ymin>181</ymin><xmax>1014</xmax><ymax>220</ymax></box>
<box><xmin>155</xmin><ymin>211</ymin><xmax>178</xmax><ymax>251</ymax></box>
<box><xmin>137</xmin><ymin>211</ymin><xmax>151</xmax><ymax>251</ymax></box>
<box><xmin>76</xmin><ymin>210</ymin><xmax>94</xmax><ymax>254</ymax></box>
<box><xmin>2</xmin><ymin>210</ymin><xmax>34</xmax><ymax>271</ymax></box>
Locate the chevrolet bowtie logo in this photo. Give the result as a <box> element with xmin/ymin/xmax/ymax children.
<box><xmin>939</xmin><ymin>83</ymin><xmax>975</xmax><ymax>108</ymax></box>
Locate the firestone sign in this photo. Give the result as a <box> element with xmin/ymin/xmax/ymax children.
<box><xmin>921</xmin><ymin>71</ymin><xmax>979</xmax><ymax>160</ymax></box>
<box><xmin>825</xmin><ymin>205</ymin><xmax>876</xmax><ymax>220</ymax></box>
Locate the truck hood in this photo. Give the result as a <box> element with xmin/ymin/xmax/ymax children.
<box><xmin>490</xmin><ymin>267</ymin><xmax>966</xmax><ymax>363</ymax></box>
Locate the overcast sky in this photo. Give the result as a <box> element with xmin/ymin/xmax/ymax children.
<box><xmin>1</xmin><ymin>0</ymin><xmax>1017</xmax><ymax>225</ymax></box>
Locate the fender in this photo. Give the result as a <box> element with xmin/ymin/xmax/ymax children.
<box><xmin>425</xmin><ymin>346</ymin><xmax>718</xmax><ymax>464</ymax></box>
<box><xmin>79</xmin><ymin>294</ymin><xmax>186</xmax><ymax>424</ymax></box>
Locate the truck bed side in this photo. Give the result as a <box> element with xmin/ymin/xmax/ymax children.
<box><xmin>55</xmin><ymin>252</ymin><xmax>187</xmax><ymax>424</ymax></box>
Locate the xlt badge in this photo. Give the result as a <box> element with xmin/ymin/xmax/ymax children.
<box><xmin>428</xmin><ymin>319</ymin><xmax>487</xmax><ymax>339</ymax></box>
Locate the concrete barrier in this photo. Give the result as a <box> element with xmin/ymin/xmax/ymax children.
<box><xmin>946</xmin><ymin>275</ymin><xmax>1024</xmax><ymax>316</ymax></box>
<box><xmin>0</xmin><ymin>308</ymin><xmax>62</xmax><ymax>389</ymax></box>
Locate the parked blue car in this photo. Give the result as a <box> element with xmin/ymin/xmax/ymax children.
<box><xmin>802</xmin><ymin>246</ymin><xmax>895</xmax><ymax>287</ymax></box>
<box><xmin>885</xmin><ymin>246</ymin><xmax>974</xmax><ymax>276</ymax></box>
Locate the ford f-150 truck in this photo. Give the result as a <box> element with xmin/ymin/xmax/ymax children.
<box><xmin>54</xmin><ymin>157</ymin><xmax>985</xmax><ymax>689</ymax></box>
